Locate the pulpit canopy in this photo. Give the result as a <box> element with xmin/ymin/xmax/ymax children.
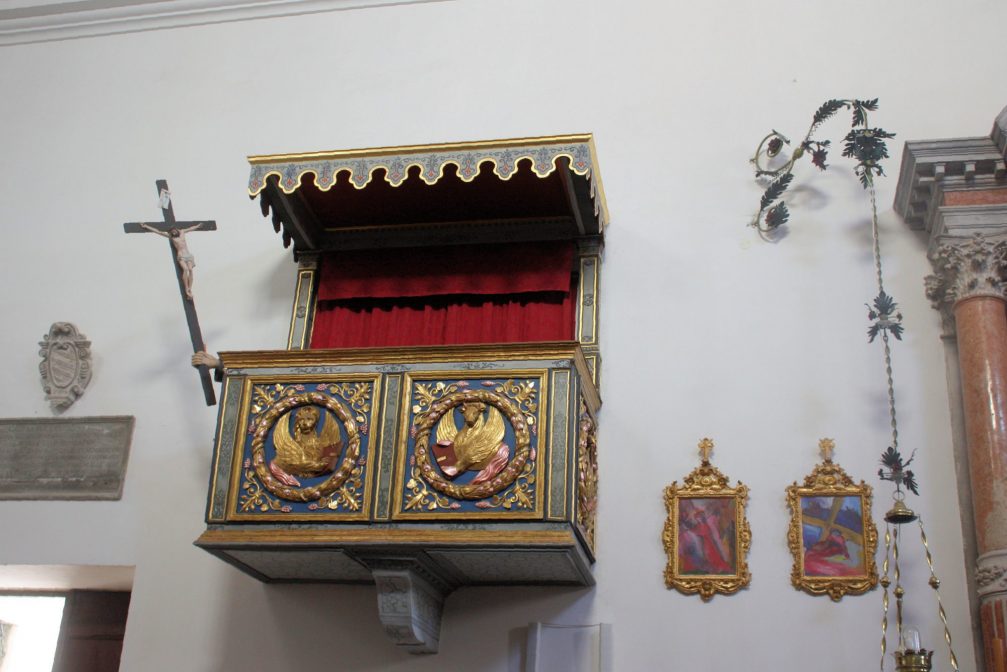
<box><xmin>201</xmin><ymin>133</ymin><xmax>608</xmax><ymax>653</ymax></box>
<box><xmin>247</xmin><ymin>134</ymin><xmax>609</xmax><ymax>255</ymax></box>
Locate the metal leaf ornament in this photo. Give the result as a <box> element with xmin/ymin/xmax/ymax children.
<box><xmin>843</xmin><ymin>126</ymin><xmax>896</xmax><ymax>188</ymax></box>
<box><xmin>866</xmin><ymin>291</ymin><xmax>904</xmax><ymax>343</ymax></box>
<box><xmin>878</xmin><ymin>446</ymin><xmax>919</xmax><ymax>496</ymax></box>
<box><xmin>750</xmin><ymin>98</ymin><xmax>893</xmax><ymax>236</ymax></box>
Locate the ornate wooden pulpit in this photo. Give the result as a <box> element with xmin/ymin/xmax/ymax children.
<box><xmin>196</xmin><ymin>136</ymin><xmax>607</xmax><ymax>653</ymax></box>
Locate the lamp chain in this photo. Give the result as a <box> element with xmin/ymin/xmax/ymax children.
<box><xmin>868</xmin><ymin>184</ymin><xmax>899</xmax><ymax>453</ymax></box>
<box><xmin>918</xmin><ymin>517</ymin><xmax>960</xmax><ymax>671</ymax></box>
<box><xmin>894</xmin><ymin>525</ymin><xmax>904</xmax><ymax>646</ymax></box>
<box><xmin>881</xmin><ymin>522</ymin><xmax>893</xmax><ymax>671</ymax></box>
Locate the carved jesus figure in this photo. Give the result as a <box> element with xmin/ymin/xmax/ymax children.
<box><xmin>139</xmin><ymin>222</ymin><xmax>203</xmax><ymax>299</ymax></box>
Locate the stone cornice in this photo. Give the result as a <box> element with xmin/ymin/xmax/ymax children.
<box><xmin>994</xmin><ymin>106</ymin><xmax>1007</xmax><ymax>158</ymax></box>
<box><xmin>894</xmin><ymin>136</ymin><xmax>1007</xmax><ymax>234</ymax></box>
<box><xmin>894</xmin><ymin>107</ymin><xmax>1007</xmax><ymax>249</ymax></box>
<box><xmin>0</xmin><ymin>0</ymin><xmax>442</xmax><ymax>46</ymax></box>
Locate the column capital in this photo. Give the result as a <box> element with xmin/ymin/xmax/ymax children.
<box><xmin>977</xmin><ymin>549</ymin><xmax>1007</xmax><ymax>601</ymax></box>
<box><xmin>926</xmin><ymin>234</ymin><xmax>1007</xmax><ymax>317</ymax></box>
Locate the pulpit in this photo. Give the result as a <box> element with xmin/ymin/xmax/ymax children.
<box><xmin>195</xmin><ymin>135</ymin><xmax>607</xmax><ymax>653</ymax></box>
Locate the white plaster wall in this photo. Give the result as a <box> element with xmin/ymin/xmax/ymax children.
<box><xmin>0</xmin><ymin>0</ymin><xmax>1003</xmax><ymax>669</ymax></box>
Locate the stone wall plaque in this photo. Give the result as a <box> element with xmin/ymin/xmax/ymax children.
<box><xmin>0</xmin><ymin>416</ymin><xmax>133</xmax><ymax>500</ymax></box>
<box><xmin>38</xmin><ymin>322</ymin><xmax>92</xmax><ymax>412</ymax></box>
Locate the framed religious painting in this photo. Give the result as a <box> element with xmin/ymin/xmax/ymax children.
<box><xmin>786</xmin><ymin>439</ymin><xmax>878</xmax><ymax>601</ymax></box>
<box><xmin>663</xmin><ymin>438</ymin><xmax>751</xmax><ymax>601</ymax></box>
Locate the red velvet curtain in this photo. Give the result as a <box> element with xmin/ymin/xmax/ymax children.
<box><xmin>310</xmin><ymin>241</ymin><xmax>575</xmax><ymax>348</ymax></box>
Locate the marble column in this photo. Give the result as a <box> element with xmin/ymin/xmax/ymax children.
<box><xmin>928</xmin><ymin>234</ymin><xmax>1007</xmax><ymax>672</ymax></box>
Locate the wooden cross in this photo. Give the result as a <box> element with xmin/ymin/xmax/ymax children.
<box><xmin>819</xmin><ymin>438</ymin><xmax>835</xmax><ymax>463</ymax></box>
<box><xmin>698</xmin><ymin>438</ymin><xmax>714</xmax><ymax>464</ymax></box>
<box><xmin>124</xmin><ymin>180</ymin><xmax>217</xmax><ymax>406</ymax></box>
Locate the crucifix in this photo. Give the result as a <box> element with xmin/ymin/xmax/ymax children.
<box><xmin>123</xmin><ymin>180</ymin><xmax>217</xmax><ymax>406</ymax></box>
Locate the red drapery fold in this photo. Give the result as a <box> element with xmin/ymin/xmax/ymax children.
<box><xmin>317</xmin><ymin>242</ymin><xmax>574</xmax><ymax>299</ymax></box>
<box><xmin>310</xmin><ymin>241</ymin><xmax>576</xmax><ymax>349</ymax></box>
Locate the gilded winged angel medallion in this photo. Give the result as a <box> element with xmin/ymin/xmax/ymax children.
<box><xmin>433</xmin><ymin>402</ymin><xmax>510</xmax><ymax>484</ymax></box>
<box><xmin>269</xmin><ymin>406</ymin><xmax>343</xmax><ymax>487</ymax></box>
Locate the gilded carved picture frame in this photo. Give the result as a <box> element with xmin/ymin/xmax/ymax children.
<box><xmin>786</xmin><ymin>439</ymin><xmax>878</xmax><ymax>601</ymax></box>
<box><xmin>663</xmin><ymin>439</ymin><xmax>751</xmax><ymax>601</ymax></box>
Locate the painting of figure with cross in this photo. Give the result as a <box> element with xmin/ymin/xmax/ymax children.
<box><xmin>799</xmin><ymin>495</ymin><xmax>866</xmax><ymax>577</ymax></box>
<box><xmin>785</xmin><ymin>439</ymin><xmax>878</xmax><ymax>599</ymax></box>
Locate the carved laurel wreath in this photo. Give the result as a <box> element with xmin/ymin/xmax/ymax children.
<box><xmin>250</xmin><ymin>392</ymin><xmax>360</xmax><ymax>502</ymax></box>
<box><xmin>413</xmin><ymin>389</ymin><xmax>531</xmax><ymax>500</ymax></box>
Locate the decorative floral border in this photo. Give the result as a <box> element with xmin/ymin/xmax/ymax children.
<box><xmin>248</xmin><ymin>140</ymin><xmax>607</xmax><ymax>225</ymax></box>
<box><xmin>575</xmin><ymin>399</ymin><xmax>598</xmax><ymax>553</ymax></box>
<box><xmin>235</xmin><ymin>382</ymin><xmax>372</xmax><ymax>516</ymax></box>
<box><xmin>399</xmin><ymin>378</ymin><xmax>541</xmax><ymax>515</ymax></box>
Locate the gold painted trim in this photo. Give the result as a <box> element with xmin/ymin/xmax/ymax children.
<box><xmin>224</xmin><ymin>373</ymin><xmax>383</xmax><ymax>522</ymax></box>
<box><xmin>224</xmin><ymin>377</ymin><xmax>254</xmax><ymax>518</ymax></box>
<box><xmin>307</xmin><ymin>275</ymin><xmax>319</xmax><ymax>349</ymax></box>
<box><xmin>582</xmin><ymin>353</ymin><xmax>599</xmax><ymax>388</ymax></box>
<box><xmin>586</xmin><ymin>136</ymin><xmax>610</xmax><ymax>229</ymax></box>
<box><xmin>785</xmin><ymin>440</ymin><xmax>878</xmax><ymax>601</ymax></box>
<box><xmin>663</xmin><ymin>439</ymin><xmax>752</xmax><ymax>601</ymax></box>
<box><xmin>370</xmin><ymin>373</ymin><xmax>399</xmax><ymax>521</ymax></box>
<box><xmin>247</xmin><ymin>135</ymin><xmax>609</xmax><ymax>229</ymax></box>
<box><xmin>390</xmin><ymin>371</ymin><xmax>416</xmax><ymax>516</ymax></box>
<box><xmin>574</xmin><ymin>398</ymin><xmax>598</xmax><ymax>555</ymax></box>
<box><xmin>206</xmin><ymin>375</ymin><xmax>234</xmax><ymax>522</ymax></box>
<box><xmin>220</xmin><ymin>343</ymin><xmax>601</xmax><ymax>416</ymax></box>
<box><xmin>576</xmin><ymin>259</ymin><xmax>586</xmax><ymax>344</ymax></box>
<box><xmin>286</xmin><ymin>269</ymin><xmax>312</xmax><ymax>350</ymax></box>
<box><xmin>363</xmin><ymin>377</ymin><xmax>384</xmax><ymax>521</ymax></box>
<box><xmin>222</xmin><ymin>341</ymin><xmax>574</xmax><ymax>368</ymax></box>
<box><xmin>196</xmin><ymin>527</ymin><xmax>579</xmax><ymax>546</ymax></box>
<box><xmin>576</xmin><ymin>255</ymin><xmax>600</xmax><ymax>346</ymax></box>
<box><xmin>545</xmin><ymin>369</ymin><xmax>565</xmax><ymax>521</ymax></box>
<box><xmin>389</xmin><ymin>370</ymin><xmax>548</xmax><ymax>521</ymax></box>
<box><xmin>248</xmin><ymin>134</ymin><xmax>595</xmax><ymax>166</ymax></box>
